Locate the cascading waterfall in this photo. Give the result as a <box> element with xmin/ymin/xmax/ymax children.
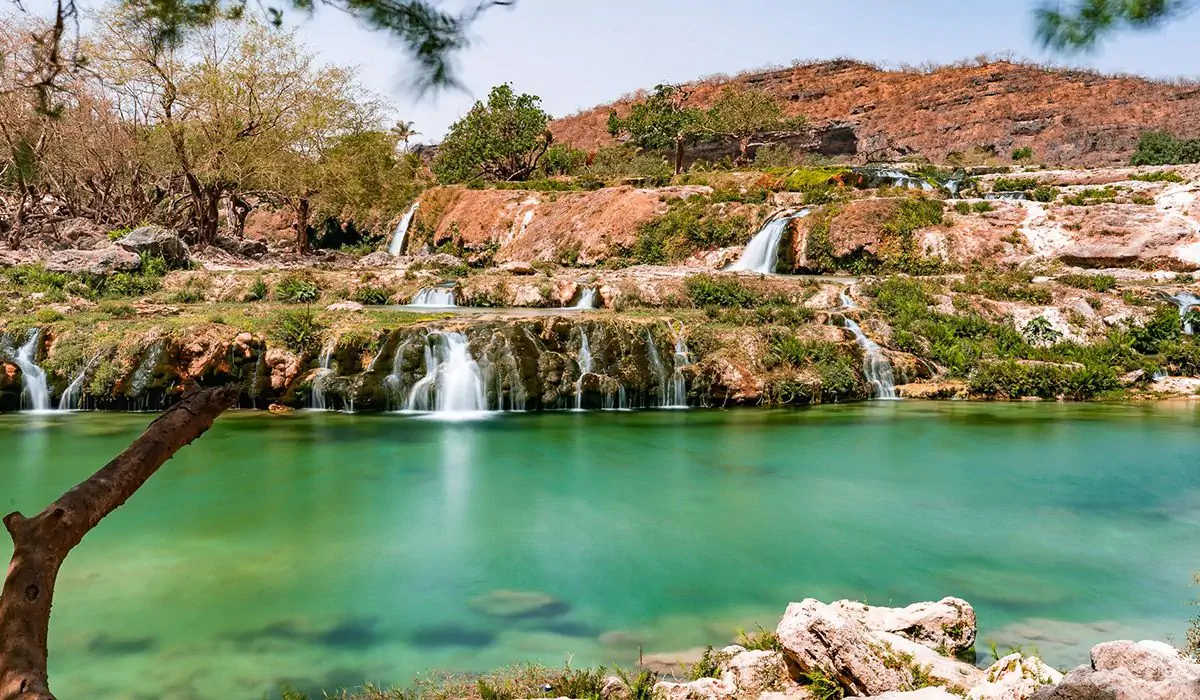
<box><xmin>13</xmin><ymin>330</ymin><xmax>51</xmax><ymax>412</ymax></box>
<box><xmin>839</xmin><ymin>288</ymin><xmax>855</xmax><ymax>309</ymax></box>
<box><xmin>404</xmin><ymin>332</ymin><xmax>487</xmax><ymax>414</ymax></box>
<box><xmin>58</xmin><ymin>355</ymin><xmax>98</xmax><ymax>411</ymax></box>
<box><xmin>644</xmin><ymin>329</ymin><xmax>669</xmax><ymax>406</ymax></box>
<box><xmin>1171</xmin><ymin>292</ymin><xmax>1200</xmax><ymax>334</ymax></box>
<box><xmin>574</xmin><ymin>328</ymin><xmax>594</xmax><ymax>410</ymax></box>
<box><xmin>388</xmin><ymin>202</ymin><xmax>420</xmax><ymax>256</ymax></box>
<box><xmin>843</xmin><ymin>319</ymin><xmax>898</xmax><ymax>400</ymax></box>
<box><xmin>572</xmin><ymin>287</ymin><xmax>599</xmax><ymax>309</ymax></box>
<box><xmin>409</xmin><ymin>288</ymin><xmax>456</xmax><ymax>307</ymax></box>
<box><xmin>727</xmin><ymin>208</ymin><xmax>811</xmax><ymax>274</ymax></box>
<box><xmin>667</xmin><ymin>323</ymin><xmax>693</xmax><ymax>409</ymax></box>
<box><xmin>309</xmin><ymin>339</ymin><xmax>336</xmax><ymax>410</ymax></box>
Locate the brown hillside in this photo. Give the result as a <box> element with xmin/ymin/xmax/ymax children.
<box><xmin>550</xmin><ymin>59</ymin><xmax>1200</xmax><ymax>166</ymax></box>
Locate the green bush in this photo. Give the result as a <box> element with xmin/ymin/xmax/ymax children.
<box><xmin>1012</xmin><ymin>147</ymin><xmax>1034</xmax><ymax>162</ymax></box>
<box><xmin>992</xmin><ymin>177</ymin><xmax>1040</xmax><ymax>192</ymax></box>
<box><xmin>633</xmin><ymin>197</ymin><xmax>752</xmax><ymax>264</ymax></box>
<box><xmin>1062</xmin><ymin>187</ymin><xmax>1119</xmax><ymax>206</ymax></box>
<box><xmin>766</xmin><ymin>331</ymin><xmax>843</xmax><ymax>369</ymax></box>
<box><xmin>753</xmin><ymin>144</ymin><xmax>798</xmax><ymax>168</ymax></box>
<box><xmin>1131</xmin><ymin>304</ymin><xmax>1183</xmax><ymax>353</ymax></box>
<box><xmin>352</xmin><ymin>285</ymin><xmax>392</xmax><ymax>305</ymax></box>
<box><xmin>1058</xmin><ymin>273</ymin><xmax>1117</xmax><ymax>292</ymax></box>
<box><xmin>1161</xmin><ymin>339</ymin><xmax>1200</xmax><ymax>376</ymax></box>
<box><xmin>952</xmin><ymin>270</ymin><xmax>1052</xmax><ymax>305</ymax></box>
<box><xmin>969</xmin><ymin>360</ymin><xmax>1117</xmax><ymax>399</ymax></box>
<box><xmin>272</xmin><ymin>309</ymin><xmax>326</xmax><ymax>354</ymax></box>
<box><xmin>1130</xmin><ymin>131</ymin><xmax>1200</xmax><ymax>166</ymax></box>
<box><xmin>1031</xmin><ymin>185</ymin><xmax>1058</xmax><ymax>202</ymax></box>
<box><xmin>244</xmin><ymin>276</ymin><xmax>270</xmax><ymax>302</ymax></box>
<box><xmin>684</xmin><ymin>275</ymin><xmax>760</xmax><ymax>307</ymax></box>
<box><xmin>276</xmin><ymin>274</ymin><xmax>322</xmax><ymax>303</ymax></box>
<box><xmin>33</xmin><ymin>308</ymin><xmax>63</xmax><ymax>323</ymax></box>
<box><xmin>541</xmin><ymin>143</ymin><xmax>588</xmax><ymax>176</ymax></box>
<box><xmin>1130</xmin><ymin>170</ymin><xmax>1186</xmax><ymax>183</ymax></box>
<box><xmin>169</xmin><ymin>288</ymin><xmax>205</xmax><ymax>303</ymax></box>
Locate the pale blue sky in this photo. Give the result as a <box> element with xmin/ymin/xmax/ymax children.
<box><xmin>290</xmin><ymin>0</ymin><xmax>1200</xmax><ymax>141</ymax></box>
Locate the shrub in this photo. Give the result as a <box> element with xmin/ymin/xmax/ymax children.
<box><xmin>1161</xmin><ymin>340</ymin><xmax>1200</xmax><ymax>376</ymax></box>
<box><xmin>169</xmin><ymin>288</ymin><xmax>205</xmax><ymax>303</ymax></box>
<box><xmin>434</xmin><ymin>84</ymin><xmax>552</xmax><ymax>183</ymax></box>
<box><xmin>244</xmin><ymin>276</ymin><xmax>270</xmax><ymax>302</ymax></box>
<box><xmin>969</xmin><ymin>360</ymin><xmax>1117</xmax><ymax>399</ymax></box>
<box><xmin>276</xmin><ymin>274</ymin><xmax>322</xmax><ymax>303</ymax></box>
<box><xmin>540</xmin><ymin>143</ymin><xmax>588</xmax><ymax>176</ymax></box>
<box><xmin>33</xmin><ymin>308</ymin><xmax>64</xmax><ymax>323</ymax></box>
<box><xmin>633</xmin><ymin>197</ymin><xmax>752</xmax><ymax>264</ymax></box>
<box><xmin>972</xmin><ymin>201</ymin><xmax>994</xmax><ymax>213</ymax></box>
<box><xmin>766</xmin><ymin>332</ymin><xmax>843</xmax><ymax>368</ymax></box>
<box><xmin>953</xmin><ymin>201</ymin><xmax>971</xmax><ymax>215</ymax></box>
<box><xmin>753</xmin><ymin>144</ymin><xmax>798</xmax><ymax>168</ymax></box>
<box><xmin>684</xmin><ymin>275</ymin><xmax>759</xmax><ymax>307</ymax></box>
<box><xmin>738</xmin><ymin>624</ymin><xmax>783</xmax><ymax>652</ymax></box>
<box><xmin>103</xmin><ymin>271</ymin><xmax>162</xmax><ymax>298</ymax></box>
<box><xmin>1062</xmin><ymin>187</ymin><xmax>1119</xmax><ymax>206</ymax></box>
<box><xmin>1031</xmin><ymin>186</ymin><xmax>1058</xmax><ymax>202</ymax></box>
<box><xmin>1131</xmin><ymin>131</ymin><xmax>1200</xmax><ymax>166</ymax></box>
<box><xmin>992</xmin><ymin>177</ymin><xmax>1040</xmax><ymax>192</ymax></box>
<box><xmin>272</xmin><ymin>309</ymin><xmax>325</xmax><ymax>354</ymax></box>
<box><xmin>688</xmin><ymin>647</ymin><xmax>724</xmax><ymax>681</ymax></box>
<box><xmin>952</xmin><ymin>270</ymin><xmax>1052</xmax><ymax>305</ymax></box>
<box><xmin>97</xmin><ymin>301</ymin><xmax>136</xmax><ymax>318</ymax></box>
<box><xmin>1022</xmin><ymin>316</ymin><xmax>1063</xmax><ymax>347</ymax></box>
<box><xmin>1058</xmin><ymin>273</ymin><xmax>1117</xmax><ymax>292</ymax></box>
<box><xmin>353</xmin><ymin>285</ymin><xmax>392</xmax><ymax>305</ymax></box>
<box><xmin>1012</xmin><ymin>147</ymin><xmax>1034</xmax><ymax>162</ymax></box>
<box><xmin>1131</xmin><ymin>304</ymin><xmax>1183</xmax><ymax>353</ymax></box>
<box><xmin>1130</xmin><ymin>170</ymin><xmax>1186</xmax><ymax>183</ymax></box>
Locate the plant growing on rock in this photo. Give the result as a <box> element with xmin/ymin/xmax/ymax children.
<box><xmin>684</xmin><ymin>275</ymin><xmax>760</xmax><ymax>308</ymax></box>
<box><xmin>276</xmin><ymin>274</ymin><xmax>322</xmax><ymax>304</ymax></box>
<box><xmin>1023</xmin><ymin>316</ymin><xmax>1063</xmax><ymax>347</ymax></box>
<box><xmin>434</xmin><ymin>84</ymin><xmax>553</xmax><ymax>183</ymax></box>
<box><xmin>273</xmin><ymin>308</ymin><xmax>326</xmax><ymax>354</ymax></box>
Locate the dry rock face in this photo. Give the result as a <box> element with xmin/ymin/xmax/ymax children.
<box><xmin>44</xmin><ymin>246</ymin><xmax>140</xmax><ymax>275</ymax></box>
<box><xmin>115</xmin><ymin>225</ymin><xmax>190</xmax><ymax>267</ymax></box>
<box><xmin>1031</xmin><ymin>640</ymin><xmax>1200</xmax><ymax>700</ymax></box>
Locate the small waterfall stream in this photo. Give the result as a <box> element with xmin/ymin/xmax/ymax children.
<box><xmin>404</xmin><ymin>332</ymin><xmax>487</xmax><ymax>415</ymax></box>
<box><xmin>575</xmin><ymin>329</ymin><xmax>594</xmax><ymax>410</ymax></box>
<box><xmin>645</xmin><ymin>329</ymin><xmax>669</xmax><ymax>406</ymax></box>
<box><xmin>309</xmin><ymin>339</ymin><xmax>336</xmax><ymax>410</ymax></box>
<box><xmin>843</xmin><ymin>319</ymin><xmax>898</xmax><ymax>400</ymax></box>
<box><xmin>667</xmin><ymin>323</ymin><xmax>693</xmax><ymax>408</ymax></box>
<box><xmin>409</xmin><ymin>288</ymin><xmax>456</xmax><ymax>307</ymax></box>
<box><xmin>1170</xmin><ymin>292</ymin><xmax>1200</xmax><ymax>334</ymax></box>
<box><xmin>58</xmin><ymin>355</ymin><xmax>98</xmax><ymax>411</ymax></box>
<box><xmin>388</xmin><ymin>202</ymin><xmax>420</xmax><ymax>256</ymax></box>
<box><xmin>13</xmin><ymin>330</ymin><xmax>51</xmax><ymax>412</ymax></box>
<box><xmin>572</xmin><ymin>287</ymin><xmax>599</xmax><ymax>309</ymax></box>
<box><xmin>727</xmin><ymin>208</ymin><xmax>811</xmax><ymax>274</ymax></box>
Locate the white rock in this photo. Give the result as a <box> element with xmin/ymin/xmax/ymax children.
<box><xmin>776</xmin><ymin>598</ymin><xmax>911</xmax><ymax>696</ymax></box>
<box><xmin>968</xmin><ymin>653</ymin><xmax>1062</xmax><ymax>700</ymax></box>
<box><xmin>655</xmin><ymin>677</ymin><xmax>735</xmax><ymax>700</ymax></box>
<box><xmin>847</xmin><ymin>690</ymin><xmax>963</xmax><ymax>699</ymax></box>
<box><xmin>1030</xmin><ymin>639</ymin><xmax>1200</xmax><ymax>700</ymax></box>
<box><xmin>721</xmin><ymin>650</ymin><xmax>789</xmax><ymax>696</ymax></box>
<box><xmin>831</xmin><ymin>597</ymin><xmax>977</xmax><ymax>654</ymax></box>
<box><xmin>874</xmin><ymin>631</ymin><xmax>984</xmax><ymax>692</ymax></box>
<box><xmin>325</xmin><ymin>301</ymin><xmax>364</xmax><ymax>312</ymax></box>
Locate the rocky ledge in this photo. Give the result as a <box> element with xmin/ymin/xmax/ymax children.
<box><xmin>577</xmin><ymin>596</ymin><xmax>1198</xmax><ymax>700</ymax></box>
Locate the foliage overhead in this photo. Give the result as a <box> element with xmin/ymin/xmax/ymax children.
<box><xmin>1035</xmin><ymin>0</ymin><xmax>1191</xmax><ymax>50</ymax></box>
<box><xmin>433</xmin><ymin>83</ymin><xmax>553</xmax><ymax>183</ymax></box>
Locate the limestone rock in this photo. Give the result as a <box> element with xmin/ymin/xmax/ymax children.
<box><xmin>513</xmin><ymin>284</ymin><xmax>547</xmax><ymax>306</ymax></box>
<box><xmin>57</xmin><ymin>217</ymin><xmax>109</xmax><ymax>249</ymax></box>
<box><xmin>655</xmin><ymin>677</ymin><xmax>735</xmax><ymax>700</ymax></box>
<box><xmin>776</xmin><ymin>598</ymin><xmax>912</xmax><ymax>696</ymax></box>
<box><xmin>500</xmin><ymin>260</ymin><xmax>536</xmax><ymax>275</ymax></box>
<box><xmin>213</xmin><ymin>234</ymin><xmax>268</xmax><ymax>258</ymax></box>
<box><xmin>115</xmin><ymin>225</ymin><xmax>190</xmax><ymax>267</ymax></box>
<box><xmin>875</xmin><ymin>631</ymin><xmax>984</xmax><ymax>692</ymax></box>
<box><xmin>600</xmin><ymin>676</ymin><xmax>628</xmax><ymax>700</ymax></box>
<box><xmin>1030</xmin><ymin>640</ymin><xmax>1200</xmax><ymax>700</ymax></box>
<box><xmin>45</xmin><ymin>247</ymin><xmax>140</xmax><ymax>275</ymax></box>
<box><xmin>721</xmin><ymin>650</ymin><xmax>789</xmax><ymax>697</ymax></box>
<box><xmin>325</xmin><ymin>301</ymin><xmax>365</xmax><ymax>312</ymax></box>
<box><xmin>968</xmin><ymin>653</ymin><xmax>1062</xmax><ymax>700</ymax></box>
<box><xmin>358</xmin><ymin>251</ymin><xmax>399</xmax><ymax>267</ymax></box>
<box><xmin>831</xmin><ymin>597</ymin><xmax>977</xmax><ymax>654</ymax></box>
<box><xmin>846</xmin><ymin>689</ymin><xmax>964</xmax><ymax>699</ymax></box>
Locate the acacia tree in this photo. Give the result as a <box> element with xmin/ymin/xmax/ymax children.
<box><xmin>432</xmin><ymin>83</ymin><xmax>552</xmax><ymax>182</ymax></box>
<box><xmin>701</xmin><ymin>85</ymin><xmax>806</xmax><ymax>165</ymax></box>
<box><xmin>606</xmin><ymin>83</ymin><xmax>703</xmax><ymax>174</ymax></box>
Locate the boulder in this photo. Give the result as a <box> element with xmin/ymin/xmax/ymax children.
<box><xmin>655</xmin><ymin>677</ymin><xmax>735</xmax><ymax>700</ymax></box>
<box><xmin>776</xmin><ymin>598</ymin><xmax>912</xmax><ymax>696</ymax></box>
<box><xmin>847</xmin><ymin>690</ymin><xmax>964</xmax><ymax>699</ymax></box>
<box><xmin>467</xmin><ymin>589</ymin><xmax>569</xmax><ymax>619</ymax></box>
<box><xmin>57</xmin><ymin>218</ymin><xmax>108</xmax><ymax>249</ymax></box>
<box><xmin>875</xmin><ymin>632</ymin><xmax>984</xmax><ymax>692</ymax></box>
<box><xmin>968</xmin><ymin>653</ymin><xmax>1062</xmax><ymax>700</ymax></box>
<box><xmin>45</xmin><ymin>247</ymin><xmax>141</xmax><ymax>275</ymax></box>
<box><xmin>115</xmin><ymin>225</ymin><xmax>190</xmax><ymax>267</ymax></box>
<box><xmin>600</xmin><ymin>676</ymin><xmax>629</xmax><ymax>700</ymax></box>
<box><xmin>1030</xmin><ymin>640</ymin><xmax>1200</xmax><ymax>700</ymax></box>
<box><xmin>358</xmin><ymin>251</ymin><xmax>399</xmax><ymax>268</ymax></box>
<box><xmin>213</xmin><ymin>234</ymin><xmax>268</xmax><ymax>258</ymax></box>
<box><xmin>831</xmin><ymin>597</ymin><xmax>977</xmax><ymax>654</ymax></box>
<box><xmin>499</xmin><ymin>260</ymin><xmax>536</xmax><ymax>275</ymax></box>
<box><xmin>513</xmin><ymin>284</ymin><xmax>547</xmax><ymax>306</ymax></box>
<box><xmin>325</xmin><ymin>301</ymin><xmax>365</xmax><ymax>312</ymax></box>
<box><xmin>722</xmin><ymin>650</ymin><xmax>789</xmax><ymax>696</ymax></box>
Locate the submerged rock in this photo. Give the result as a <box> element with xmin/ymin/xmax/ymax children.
<box><xmin>468</xmin><ymin>589</ymin><xmax>569</xmax><ymax>619</ymax></box>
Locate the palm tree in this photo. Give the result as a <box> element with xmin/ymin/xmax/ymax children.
<box><xmin>392</xmin><ymin>120</ymin><xmax>421</xmax><ymax>152</ymax></box>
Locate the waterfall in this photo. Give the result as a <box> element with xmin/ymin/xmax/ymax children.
<box><xmin>645</xmin><ymin>329</ymin><xmax>669</xmax><ymax>406</ymax></box>
<box><xmin>388</xmin><ymin>202</ymin><xmax>420</xmax><ymax>256</ymax></box>
<box><xmin>404</xmin><ymin>332</ymin><xmax>487</xmax><ymax>415</ymax></box>
<box><xmin>727</xmin><ymin>208</ymin><xmax>811</xmax><ymax>274</ymax></box>
<box><xmin>839</xmin><ymin>287</ymin><xmax>855</xmax><ymax>309</ymax></box>
<box><xmin>309</xmin><ymin>338</ymin><xmax>336</xmax><ymax>410</ymax></box>
<box><xmin>574</xmin><ymin>328</ymin><xmax>594</xmax><ymax>410</ymax></box>
<box><xmin>1170</xmin><ymin>292</ymin><xmax>1200</xmax><ymax>334</ymax></box>
<box><xmin>572</xmin><ymin>287</ymin><xmax>599</xmax><ymax>309</ymax></box>
<box><xmin>843</xmin><ymin>319</ymin><xmax>898</xmax><ymax>400</ymax></box>
<box><xmin>13</xmin><ymin>330</ymin><xmax>51</xmax><ymax>412</ymax></box>
<box><xmin>58</xmin><ymin>355</ymin><xmax>97</xmax><ymax>411</ymax></box>
<box><xmin>667</xmin><ymin>323</ymin><xmax>693</xmax><ymax>409</ymax></box>
<box><xmin>409</xmin><ymin>287</ymin><xmax>456</xmax><ymax>307</ymax></box>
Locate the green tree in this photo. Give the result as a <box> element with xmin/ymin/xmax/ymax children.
<box><xmin>607</xmin><ymin>83</ymin><xmax>704</xmax><ymax>174</ymax></box>
<box><xmin>432</xmin><ymin>83</ymin><xmax>552</xmax><ymax>183</ymax></box>
<box><xmin>702</xmin><ymin>85</ymin><xmax>805</xmax><ymax>165</ymax></box>
<box><xmin>1036</xmin><ymin>0</ymin><xmax>1190</xmax><ymax>50</ymax></box>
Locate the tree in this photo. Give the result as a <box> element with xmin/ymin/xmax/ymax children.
<box><xmin>432</xmin><ymin>83</ymin><xmax>552</xmax><ymax>183</ymax></box>
<box><xmin>1036</xmin><ymin>0</ymin><xmax>1191</xmax><ymax>50</ymax></box>
<box><xmin>0</xmin><ymin>386</ymin><xmax>239</xmax><ymax>700</ymax></box>
<box><xmin>607</xmin><ymin>83</ymin><xmax>703</xmax><ymax>175</ymax></box>
<box><xmin>391</xmin><ymin>120</ymin><xmax>420</xmax><ymax>152</ymax></box>
<box><xmin>701</xmin><ymin>85</ymin><xmax>806</xmax><ymax>165</ymax></box>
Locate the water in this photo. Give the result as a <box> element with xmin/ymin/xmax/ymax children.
<box><xmin>388</xmin><ymin>202</ymin><xmax>420</xmax><ymax>256</ymax></box>
<box><xmin>574</xmin><ymin>328</ymin><xmax>594</xmax><ymax>410</ymax></box>
<box><xmin>57</xmin><ymin>355</ymin><xmax>96</xmax><ymax>411</ymax></box>
<box><xmin>1171</xmin><ymin>292</ymin><xmax>1200</xmax><ymax>334</ymax></box>
<box><xmin>13</xmin><ymin>329</ymin><xmax>51</xmax><ymax>412</ymax></box>
<box><xmin>309</xmin><ymin>339</ymin><xmax>337</xmax><ymax>411</ymax></box>
<box><xmin>843</xmin><ymin>318</ymin><xmax>898</xmax><ymax>399</ymax></box>
<box><xmin>2</xmin><ymin>403</ymin><xmax>1198</xmax><ymax>699</ymax></box>
<box><xmin>727</xmin><ymin>209</ymin><xmax>811</xmax><ymax>274</ymax></box>
<box><xmin>404</xmin><ymin>332</ymin><xmax>488</xmax><ymax>416</ymax></box>
<box><xmin>572</xmin><ymin>287</ymin><xmax>599</xmax><ymax>309</ymax></box>
<box><xmin>667</xmin><ymin>323</ymin><xmax>692</xmax><ymax>409</ymax></box>
<box><xmin>409</xmin><ymin>288</ymin><xmax>457</xmax><ymax>308</ymax></box>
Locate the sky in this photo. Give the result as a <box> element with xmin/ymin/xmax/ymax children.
<box><xmin>16</xmin><ymin>0</ymin><xmax>1200</xmax><ymax>140</ymax></box>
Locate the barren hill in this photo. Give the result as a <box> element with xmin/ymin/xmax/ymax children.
<box><xmin>550</xmin><ymin>59</ymin><xmax>1200</xmax><ymax>167</ymax></box>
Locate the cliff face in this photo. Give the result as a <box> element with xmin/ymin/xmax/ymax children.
<box><xmin>551</xmin><ymin>60</ymin><xmax>1200</xmax><ymax>166</ymax></box>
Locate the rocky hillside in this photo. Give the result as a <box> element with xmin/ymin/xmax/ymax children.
<box><xmin>552</xmin><ymin>60</ymin><xmax>1200</xmax><ymax>166</ymax></box>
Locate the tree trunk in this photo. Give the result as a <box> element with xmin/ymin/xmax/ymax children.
<box><xmin>184</xmin><ymin>174</ymin><xmax>221</xmax><ymax>245</ymax></box>
<box><xmin>228</xmin><ymin>195</ymin><xmax>251</xmax><ymax>238</ymax></box>
<box><xmin>293</xmin><ymin>197</ymin><xmax>311</xmax><ymax>255</ymax></box>
<box><xmin>0</xmin><ymin>386</ymin><xmax>240</xmax><ymax>700</ymax></box>
<box><xmin>674</xmin><ymin>136</ymin><xmax>685</xmax><ymax>175</ymax></box>
<box><xmin>737</xmin><ymin>137</ymin><xmax>750</xmax><ymax>166</ymax></box>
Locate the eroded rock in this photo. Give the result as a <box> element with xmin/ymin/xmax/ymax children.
<box><xmin>968</xmin><ymin>653</ymin><xmax>1062</xmax><ymax>700</ymax></box>
<box><xmin>1030</xmin><ymin>640</ymin><xmax>1200</xmax><ymax>700</ymax></box>
<box><xmin>115</xmin><ymin>225</ymin><xmax>190</xmax><ymax>267</ymax></box>
<box><xmin>831</xmin><ymin>597</ymin><xmax>977</xmax><ymax>654</ymax></box>
<box><xmin>45</xmin><ymin>247</ymin><xmax>141</xmax><ymax>275</ymax></box>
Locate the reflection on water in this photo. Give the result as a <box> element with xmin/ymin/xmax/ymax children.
<box><xmin>0</xmin><ymin>402</ymin><xmax>1197</xmax><ymax>698</ymax></box>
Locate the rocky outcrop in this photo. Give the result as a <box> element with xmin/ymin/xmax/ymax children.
<box><xmin>45</xmin><ymin>246</ymin><xmax>141</xmax><ymax>275</ymax></box>
<box><xmin>830</xmin><ymin>597</ymin><xmax>977</xmax><ymax>655</ymax></box>
<box><xmin>1031</xmin><ymin>640</ymin><xmax>1200</xmax><ymax>700</ymax></box>
<box><xmin>115</xmin><ymin>225</ymin><xmax>190</xmax><ymax>267</ymax></box>
<box><xmin>969</xmin><ymin>654</ymin><xmax>1062</xmax><ymax>700</ymax></box>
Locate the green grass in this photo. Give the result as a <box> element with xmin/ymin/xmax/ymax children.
<box><xmin>1058</xmin><ymin>273</ymin><xmax>1117</xmax><ymax>293</ymax></box>
<box><xmin>1062</xmin><ymin>187</ymin><xmax>1119</xmax><ymax>206</ymax></box>
<box><xmin>992</xmin><ymin>177</ymin><xmax>1040</xmax><ymax>192</ymax></box>
<box><xmin>1130</xmin><ymin>170</ymin><xmax>1186</xmax><ymax>183</ymax></box>
<box><xmin>276</xmin><ymin>273</ymin><xmax>322</xmax><ymax>303</ymax></box>
<box><xmin>633</xmin><ymin>196</ymin><xmax>756</xmax><ymax>265</ymax></box>
<box><xmin>951</xmin><ymin>270</ymin><xmax>1052</xmax><ymax>305</ymax></box>
<box><xmin>684</xmin><ymin>275</ymin><xmax>761</xmax><ymax>308</ymax></box>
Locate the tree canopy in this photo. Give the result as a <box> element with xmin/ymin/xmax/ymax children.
<box><xmin>1035</xmin><ymin>0</ymin><xmax>1191</xmax><ymax>50</ymax></box>
<box><xmin>432</xmin><ymin>83</ymin><xmax>552</xmax><ymax>183</ymax></box>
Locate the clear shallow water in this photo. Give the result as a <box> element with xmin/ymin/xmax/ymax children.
<box><xmin>1</xmin><ymin>403</ymin><xmax>1199</xmax><ymax>699</ymax></box>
